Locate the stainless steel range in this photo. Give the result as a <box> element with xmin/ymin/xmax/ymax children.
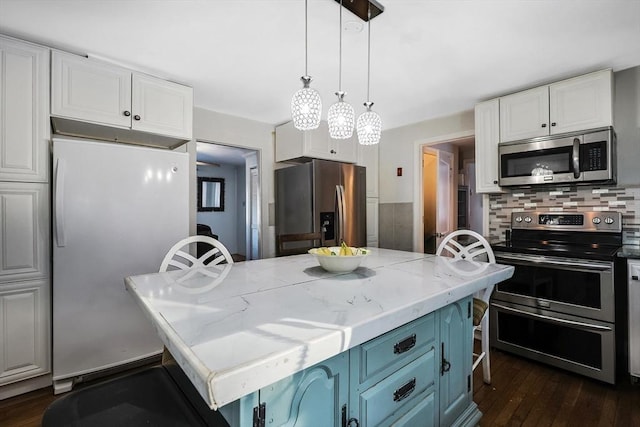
<box><xmin>490</xmin><ymin>211</ymin><xmax>622</xmax><ymax>384</ymax></box>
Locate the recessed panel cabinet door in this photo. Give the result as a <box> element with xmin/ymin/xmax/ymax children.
<box><xmin>474</xmin><ymin>99</ymin><xmax>501</xmax><ymax>193</ymax></box>
<box><xmin>499</xmin><ymin>86</ymin><xmax>549</xmax><ymax>142</ymax></box>
<box><xmin>0</xmin><ymin>36</ymin><xmax>49</xmax><ymax>182</ymax></box>
<box><xmin>51</xmin><ymin>51</ymin><xmax>131</xmax><ymax>128</ymax></box>
<box><xmin>0</xmin><ymin>182</ymin><xmax>49</xmax><ymax>283</ymax></box>
<box><xmin>549</xmin><ymin>69</ymin><xmax>613</xmax><ymax>135</ymax></box>
<box><xmin>439</xmin><ymin>297</ymin><xmax>472</xmax><ymax>427</ymax></box>
<box><xmin>258</xmin><ymin>352</ymin><xmax>349</xmax><ymax>426</ymax></box>
<box><xmin>0</xmin><ymin>280</ymin><xmax>50</xmax><ymax>385</ymax></box>
<box><xmin>131</xmin><ymin>74</ymin><xmax>193</xmax><ymax>140</ymax></box>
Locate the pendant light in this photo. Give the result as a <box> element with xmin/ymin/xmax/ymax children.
<box><xmin>356</xmin><ymin>3</ymin><xmax>382</xmax><ymax>145</ymax></box>
<box><xmin>291</xmin><ymin>0</ymin><xmax>322</xmax><ymax>130</ymax></box>
<box><xmin>327</xmin><ymin>0</ymin><xmax>355</xmax><ymax>139</ymax></box>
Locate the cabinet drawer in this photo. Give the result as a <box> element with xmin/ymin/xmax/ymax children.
<box><xmin>358</xmin><ymin>348</ymin><xmax>436</xmax><ymax>427</ymax></box>
<box><xmin>385</xmin><ymin>389</ymin><xmax>435</xmax><ymax>427</ymax></box>
<box><xmin>353</xmin><ymin>313</ymin><xmax>435</xmax><ymax>385</ymax></box>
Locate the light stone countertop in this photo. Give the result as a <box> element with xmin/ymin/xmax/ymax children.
<box><xmin>124</xmin><ymin>248</ymin><xmax>514</xmax><ymax>410</ymax></box>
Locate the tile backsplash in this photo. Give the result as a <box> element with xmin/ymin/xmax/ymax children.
<box><xmin>488</xmin><ymin>185</ymin><xmax>640</xmax><ymax>245</ymax></box>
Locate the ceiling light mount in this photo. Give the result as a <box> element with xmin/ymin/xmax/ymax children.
<box><xmin>334</xmin><ymin>0</ymin><xmax>384</xmax><ymax>21</ymax></box>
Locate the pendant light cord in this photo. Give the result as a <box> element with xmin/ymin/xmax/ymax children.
<box><xmin>366</xmin><ymin>4</ymin><xmax>371</xmax><ymax>102</ymax></box>
<box><xmin>304</xmin><ymin>0</ymin><xmax>308</xmax><ymax>76</ymax></box>
<box><xmin>338</xmin><ymin>0</ymin><xmax>343</xmax><ymax>92</ymax></box>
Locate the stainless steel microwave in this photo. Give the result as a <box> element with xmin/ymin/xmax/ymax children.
<box><xmin>498</xmin><ymin>127</ymin><xmax>615</xmax><ymax>187</ymax></box>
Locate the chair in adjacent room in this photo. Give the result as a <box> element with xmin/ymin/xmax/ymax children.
<box><xmin>160</xmin><ymin>235</ymin><xmax>233</xmax><ymax>271</ymax></box>
<box><xmin>276</xmin><ymin>232</ymin><xmax>323</xmax><ymax>257</ymax></box>
<box><xmin>436</xmin><ymin>229</ymin><xmax>496</xmax><ymax>384</ymax></box>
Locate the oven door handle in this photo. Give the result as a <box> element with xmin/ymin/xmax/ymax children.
<box><xmin>495</xmin><ymin>253</ymin><xmax>612</xmax><ymax>271</ymax></box>
<box><xmin>492</xmin><ymin>303</ymin><xmax>612</xmax><ymax>332</ymax></box>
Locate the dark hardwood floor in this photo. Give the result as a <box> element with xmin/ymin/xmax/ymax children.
<box><xmin>1</xmin><ymin>349</ymin><xmax>639</xmax><ymax>426</ymax></box>
<box><xmin>473</xmin><ymin>349</ymin><xmax>640</xmax><ymax>427</ymax></box>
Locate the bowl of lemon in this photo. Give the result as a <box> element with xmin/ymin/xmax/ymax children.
<box><xmin>308</xmin><ymin>242</ymin><xmax>370</xmax><ymax>273</ymax></box>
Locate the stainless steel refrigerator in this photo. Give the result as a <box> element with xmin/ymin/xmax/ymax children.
<box><xmin>51</xmin><ymin>137</ymin><xmax>189</xmax><ymax>393</ymax></box>
<box><xmin>275</xmin><ymin>159</ymin><xmax>366</xmax><ymax>251</ymax></box>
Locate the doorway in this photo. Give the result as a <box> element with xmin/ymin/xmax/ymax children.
<box><xmin>196</xmin><ymin>141</ymin><xmax>260</xmax><ymax>261</ymax></box>
<box><xmin>422</xmin><ymin>148</ymin><xmax>454</xmax><ymax>254</ymax></box>
<box><xmin>412</xmin><ymin>131</ymin><xmax>476</xmax><ymax>253</ymax></box>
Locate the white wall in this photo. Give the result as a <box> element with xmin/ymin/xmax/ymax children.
<box><xmin>192</xmin><ymin>107</ymin><xmax>276</xmax><ymax>258</ymax></box>
<box><xmin>379</xmin><ymin>111</ymin><xmax>475</xmax><ymax>203</ymax></box>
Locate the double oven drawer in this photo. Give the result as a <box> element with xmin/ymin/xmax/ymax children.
<box><xmin>493</xmin><ymin>253</ymin><xmax>614</xmax><ymax>322</ymax></box>
<box><xmin>491</xmin><ymin>252</ymin><xmax>617</xmax><ymax>384</ymax></box>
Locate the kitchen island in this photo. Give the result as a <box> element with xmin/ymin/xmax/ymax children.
<box><xmin>125</xmin><ymin>248</ymin><xmax>513</xmax><ymax>426</ymax></box>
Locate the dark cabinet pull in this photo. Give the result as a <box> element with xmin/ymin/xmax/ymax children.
<box><xmin>551</xmin><ymin>122</ymin><xmax>557</xmax><ymax>126</ymax></box>
<box><xmin>330</xmin><ymin>149</ymin><xmax>337</xmax><ymax>154</ymax></box>
<box><xmin>393</xmin><ymin>378</ymin><xmax>416</xmax><ymax>402</ymax></box>
<box><xmin>493</xmin><ymin>180</ymin><xmax>498</xmax><ymax>184</ymax></box>
<box><xmin>134</xmin><ymin>115</ymin><xmax>141</xmax><ymax>121</ymax></box>
<box><xmin>394</xmin><ymin>334</ymin><xmax>417</xmax><ymax>354</ymax></box>
<box><xmin>632</xmin><ymin>275</ymin><xmax>639</xmax><ymax>281</ymax></box>
<box><xmin>441</xmin><ymin>342</ymin><xmax>451</xmax><ymax>375</ymax></box>
<box><xmin>123</xmin><ymin>111</ymin><xmax>131</xmax><ymax>117</ymax></box>
<box><xmin>541</xmin><ymin>123</ymin><xmax>547</xmax><ymax>128</ymax></box>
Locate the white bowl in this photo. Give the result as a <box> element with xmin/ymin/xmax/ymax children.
<box><xmin>308</xmin><ymin>247</ymin><xmax>370</xmax><ymax>273</ymax></box>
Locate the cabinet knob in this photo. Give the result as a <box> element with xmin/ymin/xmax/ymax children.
<box><xmin>134</xmin><ymin>115</ymin><xmax>141</xmax><ymax>121</ymax></box>
<box><xmin>551</xmin><ymin>122</ymin><xmax>557</xmax><ymax>127</ymax></box>
<box><xmin>541</xmin><ymin>123</ymin><xmax>547</xmax><ymax>128</ymax></box>
<box><xmin>330</xmin><ymin>149</ymin><xmax>336</xmax><ymax>154</ymax></box>
<box><xmin>493</xmin><ymin>180</ymin><xmax>498</xmax><ymax>184</ymax></box>
<box><xmin>123</xmin><ymin>111</ymin><xmax>131</xmax><ymax>117</ymax></box>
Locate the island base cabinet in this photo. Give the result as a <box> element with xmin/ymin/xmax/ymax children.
<box><xmin>218</xmin><ymin>297</ymin><xmax>478</xmax><ymax>427</ymax></box>
<box><xmin>439</xmin><ymin>298</ymin><xmax>473</xmax><ymax>427</ymax></box>
<box><xmin>219</xmin><ymin>352</ymin><xmax>349</xmax><ymax>427</ymax></box>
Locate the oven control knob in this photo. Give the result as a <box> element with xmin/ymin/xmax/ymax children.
<box><xmin>592</xmin><ymin>217</ymin><xmax>602</xmax><ymax>224</ymax></box>
<box><xmin>524</xmin><ymin>216</ymin><xmax>532</xmax><ymax>223</ymax></box>
<box><xmin>604</xmin><ymin>217</ymin><xmax>615</xmax><ymax>224</ymax></box>
<box><xmin>515</xmin><ymin>216</ymin><xmax>523</xmax><ymax>223</ymax></box>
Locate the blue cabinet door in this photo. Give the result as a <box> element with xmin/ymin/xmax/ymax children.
<box><xmin>258</xmin><ymin>352</ymin><xmax>349</xmax><ymax>427</ymax></box>
<box><xmin>439</xmin><ymin>296</ymin><xmax>472</xmax><ymax>427</ymax></box>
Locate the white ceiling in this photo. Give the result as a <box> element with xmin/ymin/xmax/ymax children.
<box><xmin>1</xmin><ymin>0</ymin><xmax>640</xmax><ymax>135</ymax></box>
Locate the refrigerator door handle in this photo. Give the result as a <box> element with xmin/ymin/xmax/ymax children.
<box><xmin>54</xmin><ymin>158</ymin><xmax>66</xmax><ymax>247</ymax></box>
<box><xmin>336</xmin><ymin>184</ymin><xmax>346</xmax><ymax>244</ymax></box>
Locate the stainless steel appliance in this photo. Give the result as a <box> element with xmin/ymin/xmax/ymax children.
<box><xmin>629</xmin><ymin>260</ymin><xmax>640</xmax><ymax>381</ymax></box>
<box><xmin>275</xmin><ymin>159</ymin><xmax>366</xmax><ymax>253</ymax></box>
<box><xmin>490</xmin><ymin>211</ymin><xmax>622</xmax><ymax>384</ymax></box>
<box><xmin>498</xmin><ymin>127</ymin><xmax>615</xmax><ymax>187</ymax></box>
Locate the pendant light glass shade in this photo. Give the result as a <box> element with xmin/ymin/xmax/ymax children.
<box><xmin>292</xmin><ymin>76</ymin><xmax>322</xmax><ymax>130</ymax></box>
<box><xmin>328</xmin><ymin>91</ymin><xmax>355</xmax><ymax>139</ymax></box>
<box><xmin>357</xmin><ymin>102</ymin><xmax>382</xmax><ymax>145</ymax></box>
<box><xmin>328</xmin><ymin>0</ymin><xmax>354</xmax><ymax>139</ymax></box>
<box><xmin>356</xmin><ymin>3</ymin><xmax>381</xmax><ymax>145</ymax></box>
<box><xmin>291</xmin><ymin>0</ymin><xmax>321</xmax><ymax>130</ymax></box>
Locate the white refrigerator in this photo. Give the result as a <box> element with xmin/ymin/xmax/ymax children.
<box><xmin>52</xmin><ymin>137</ymin><xmax>189</xmax><ymax>393</ymax></box>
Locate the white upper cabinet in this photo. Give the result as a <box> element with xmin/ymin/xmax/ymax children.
<box><xmin>474</xmin><ymin>99</ymin><xmax>502</xmax><ymax>193</ymax></box>
<box><xmin>548</xmin><ymin>70</ymin><xmax>613</xmax><ymax>134</ymax></box>
<box><xmin>130</xmin><ymin>74</ymin><xmax>193</xmax><ymax>138</ymax></box>
<box><xmin>499</xmin><ymin>86</ymin><xmax>549</xmax><ymax>142</ymax></box>
<box><xmin>0</xmin><ymin>36</ymin><xmax>50</xmax><ymax>182</ymax></box>
<box><xmin>500</xmin><ymin>69</ymin><xmax>613</xmax><ymax>143</ymax></box>
<box><xmin>51</xmin><ymin>51</ymin><xmax>131</xmax><ymax>127</ymax></box>
<box><xmin>275</xmin><ymin>121</ymin><xmax>357</xmax><ymax>164</ymax></box>
<box><xmin>51</xmin><ymin>51</ymin><xmax>193</xmax><ymax>144</ymax></box>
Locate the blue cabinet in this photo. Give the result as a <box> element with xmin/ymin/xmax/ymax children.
<box><xmin>439</xmin><ymin>298</ymin><xmax>473</xmax><ymax>427</ymax></box>
<box><xmin>219</xmin><ymin>297</ymin><xmax>477</xmax><ymax>426</ymax></box>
